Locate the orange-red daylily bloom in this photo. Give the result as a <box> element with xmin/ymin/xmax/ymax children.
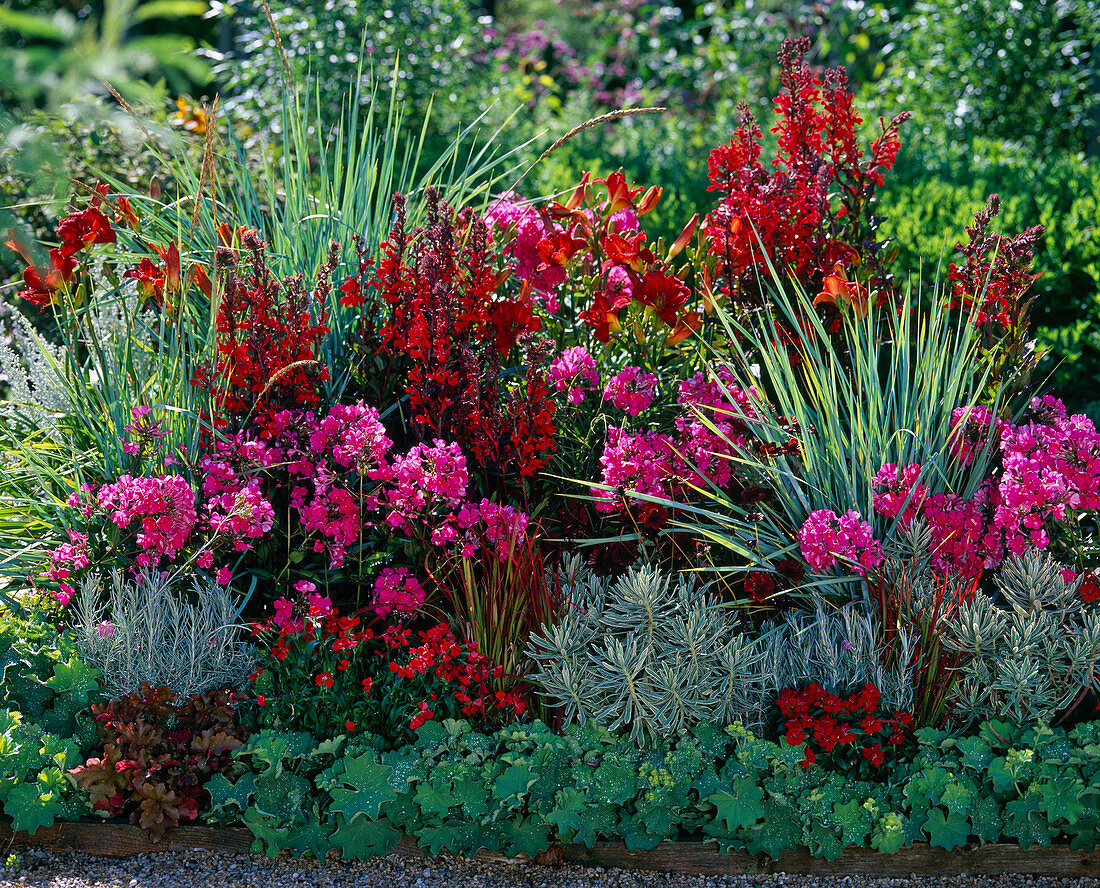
<box><xmin>595</xmin><ymin>171</ymin><xmax>645</xmax><ymax>214</ymax></box>
<box><xmin>666</xmin><ymin>310</ymin><xmax>702</xmax><ymax>345</ymax></box>
<box><xmin>56</xmin><ymin>206</ymin><xmax>115</xmax><ymax>258</ymax></box>
<box><xmin>635</xmin><ymin>185</ymin><xmax>662</xmax><ymax>215</ymax></box>
<box><xmin>537</xmin><ymin>228</ymin><xmax>588</xmax><ymax>271</ymax></box>
<box><xmin>5</xmin><ymin>235</ymin><xmax>76</xmax><ymax>310</ymax></box>
<box><xmin>123</xmin><ymin>257</ymin><xmax>166</xmax><ymax>303</ymax></box>
<box><xmin>153</xmin><ymin>242</ymin><xmax>182</xmax><ymax>294</ymax></box>
<box><xmin>635</xmin><ymin>268</ymin><xmax>690</xmax><ymax>326</ymax></box>
<box><xmin>668</xmin><ymin>213</ymin><xmax>699</xmax><ymax>261</ymax></box>
<box><xmin>815</xmin><ymin>262</ymin><xmax>868</xmax><ymax>316</ymax></box>
<box><xmin>601</xmin><ymin>230</ymin><xmax>654</xmax><ymax>271</ymax></box>
<box><xmin>114</xmin><ymin>196</ymin><xmax>140</xmax><ymax>229</ymax></box>
<box><xmin>579</xmin><ymin>289</ymin><xmax>629</xmax><ymax>342</ymax></box>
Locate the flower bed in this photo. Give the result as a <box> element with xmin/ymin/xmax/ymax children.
<box><xmin>0</xmin><ymin>38</ymin><xmax>1098</xmax><ymax>869</ymax></box>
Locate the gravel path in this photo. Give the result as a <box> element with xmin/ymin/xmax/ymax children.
<box><xmin>2</xmin><ymin>850</ymin><xmax>1099</xmax><ymax>888</ymax></box>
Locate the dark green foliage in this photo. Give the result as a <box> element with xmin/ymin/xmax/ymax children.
<box><xmin>0</xmin><ymin>708</ymin><xmax>88</xmax><ymax>835</ymax></box>
<box><xmin>202</xmin><ymin>716</ymin><xmax>1100</xmax><ymax>860</ymax></box>
<box><xmin>219</xmin><ymin>0</ymin><xmax>502</xmax><ymax>162</ymax></box>
<box><xmin>879</xmin><ymin>0</ymin><xmax>1100</xmax><ymax>155</ymax></box>
<box><xmin>0</xmin><ymin>606</ymin><xmax>101</xmax><ymax>747</ymax></box>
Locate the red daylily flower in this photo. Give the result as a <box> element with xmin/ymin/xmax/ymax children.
<box><xmin>5</xmin><ymin>236</ymin><xmax>76</xmax><ymax>309</ymax></box>
<box><xmin>56</xmin><ymin>207</ymin><xmax>115</xmax><ymax>258</ymax></box>
<box><xmin>815</xmin><ymin>262</ymin><xmax>868</xmax><ymax>316</ymax></box>
<box><xmin>114</xmin><ymin>196</ymin><xmax>140</xmax><ymax>229</ymax></box>
<box><xmin>666</xmin><ymin>310</ymin><xmax>702</xmax><ymax>345</ymax></box>
<box><xmin>595</xmin><ymin>171</ymin><xmax>645</xmax><ymax>214</ymax></box>
<box><xmin>578</xmin><ymin>290</ymin><xmax>626</xmax><ymax>342</ymax></box>
<box><xmin>537</xmin><ymin>228</ymin><xmax>588</xmax><ymax>270</ymax></box>
<box><xmin>124</xmin><ymin>258</ymin><xmax>167</xmax><ymax>303</ymax></box>
<box><xmin>602</xmin><ymin>230</ymin><xmax>654</xmax><ymax>271</ymax></box>
<box><xmin>635</xmin><ymin>268</ymin><xmax>690</xmax><ymax>326</ymax></box>
<box><xmin>489</xmin><ymin>299</ymin><xmax>542</xmax><ymax>353</ymax></box>
<box><xmin>153</xmin><ymin>243</ymin><xmax>182</xmax><ymax>294</ymax></box>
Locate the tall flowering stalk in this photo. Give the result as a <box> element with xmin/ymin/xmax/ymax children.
<box><xmin>348</xmin><ymin>189</ymin><xmax>555</xmax><ymax>486</ymax></box>
<box><xmin>703</xmin><ymin>37</ymin><xmax>911</xmax><ymax>309</ymax></box>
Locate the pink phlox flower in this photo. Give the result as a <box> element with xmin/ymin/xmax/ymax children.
<box><xmin>798</xmin><ymin>508</ymin><xmax>884</xmax><ymax>577</ymax></box>
<box><xmin>373</xmin><ymin>567</ymin><xmax>426</xmax><ymax>618</ymax></box>
<box><xmin>871</xmin><ymin>462</ymin><xmax>927</xmax><ymax>525</ymax></box>
<box><xmin>549</xmin><ymin>347</ymin><xmax>600</xmax><ymax>405</ymax></box>
<box><xmin>603</xmin><ymin>366</ymin><xmax>657</xmax><ymax>416</ymax></box>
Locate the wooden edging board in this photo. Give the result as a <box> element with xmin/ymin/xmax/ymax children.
<box><xmin>0</xmin><ymin>820</ymin><xmax>1095</xmax><ymax>876</ymax></box>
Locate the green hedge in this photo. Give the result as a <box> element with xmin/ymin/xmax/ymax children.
<box><xmin>881</xmin><ymin>144</ymin><xmax>1100</xmax><ymax>415</ymax></box>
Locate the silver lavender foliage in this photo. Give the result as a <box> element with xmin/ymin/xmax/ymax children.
<box><xmin>528</xmin><ymin>558</ymin><xmax>912</xmax><ymax>740</ymax></box>
<box><xmin>72</xmin><ymin>567</ymin><xmax>257</xmax><ymax>701</ymax></box>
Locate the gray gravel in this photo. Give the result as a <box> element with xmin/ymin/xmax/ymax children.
<box><xmin>2</xmin><ymin>850</ymin><xmax>1099</xmax><ymax>888</ymax></box>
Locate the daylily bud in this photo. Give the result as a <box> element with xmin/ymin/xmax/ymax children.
<box><xmin>636</xmin><ymin>185</ymin><xmax>662</xmax><ymax>215</ymax></box>
<box><xmin>191</xmin><ymin>264</ymin><xmax>212</xmax><ymax>299</ymax></box>
<box><xmin>565</xmin><ymin>172</ymin><xmax>591</xmax><ymax>211</ymax></box>
<box><xmin>667</xmin><ymin>213</ymin><xmax>698</xmax><ymax>261</ymax></box>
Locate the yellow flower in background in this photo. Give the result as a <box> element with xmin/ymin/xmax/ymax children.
<box><xmin>173</xmin><ymin>97</ymin><xmax>207</xmax><ymax>135</ymax></box>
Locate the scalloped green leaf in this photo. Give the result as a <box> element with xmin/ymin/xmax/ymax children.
<box><xmin>708</xmin><ymin>777</ymin><xmax>764</xmax><ymax>833</ymax></box>
<box><xmin>5</xmin><ymin>781</ymin><xmax>62</xmax><ymax>835</ymax></box>
<box><xmin>331</xmin><ymin>814</ymin><xmax>400</xmax><ymax>860</ymax></box>
<box><xmin>44</xmin><ymin>656</ymin><xmax>99</xmax><ymax>706</ymax></box>
<box><xmin>330</xmin><ymin>753</ymin><xmax>396</xmax><ymax>822</ymax></box>
<box><xmin>926</xmin><ymin>808</ymin><xmax>971</xmax><ymax>850</ymax></box>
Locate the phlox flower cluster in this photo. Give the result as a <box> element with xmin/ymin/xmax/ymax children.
<box><xmin>798</xmin><ymin>509</ymin><xmax>884</xmax><ymax>577</ymax></box>
<box><xmin>995</xmin><ymin>396</ymin><xmax>1100</xmax><ymax>556</ymax></box>
<box><xmin>603</xmin><ymin>366</ymin><xmax>657</xmax><ymax>416</ymax></box>
<box><xmin>595</xmin><ymin>426</ymin><xmax>676</xmax><ymax>513</ymax></box>
<box><xmin>674</xmin><ymin>369</ymin><xmax>759</xmax><ymax>488</ymax></box>
<box><xmin>382</xmin><ymin>440</ymin><xmax>469</xmax><ymax>532</ymax></box>
<box><xmin>872</xmin><ymin>397</ymin><xmax>1100</xmax><ymax>578</ymax></box>
<box><xmin>438</xmin><ymin>499</ymin><xmax>530</xmax><ymax>561</ymax></box>
<box><xmin>948</xmin><ymin>405</ymin><xmax>1007</xmax><ymax>467</ymax></box>
<box><xmin>548</xmin><ymin>346</ymin><xmax>600</xmax><ymax>405</ymax></box>
<box><xmin>372</xmin><ymin>567</ymin><xmax>427</xmax><ymax>618</ymax></box>
<box><xmin>92</xmin><ymin>474</ymin><xmax>198</xmax><ymax>566</ymax></box>
<box><xmin>921</xmin><ymin>485</ymin><xmax>999</xmax><ymax>577</ymax></box>
<box><xmin>43</xmin><ymin>532</ymin><xmax>90</xmax><ymax>604</ymax></box>
<box><xmin>871</xmin><ymin>463</ymin><xmax>927</xmax><ymax>525</ymax></box>
<box><xmin>595</xmin><ymin>368</ymin><xmax>763</xmax><ymax>510</ymax></box>
<box><xmin>307</xmin><ymin>401</ymin><xmax>392</xmax><ymax>473</ymax></box>
<box><xmin>199</xmin><ymin>437</ymin><xmax>279</xmax><ymax>553</ymax></box>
